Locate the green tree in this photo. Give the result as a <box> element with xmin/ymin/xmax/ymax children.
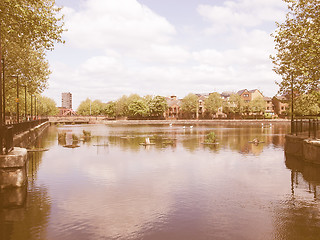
<box><xmin>147</xmin><ymin>95</ymin><xmax>168</xmax><ymax>118</ymax></box>
<box><xmin>223</xmin><ymin>93</ymin><xmax>245</xmax><ymax>117</ymax></box>
<box><xmin>128</xmin><ymin>99</ymin><xmax>149</xmax><ymax>118</ymax></box>
<box><xmin>271</xmin><ymin>0</ymin><xmax>320</xmax><ymax>95</ymax></box>
<box><xmin>115</xmin><ymin>95</ymin><xmax>129</xmax><ymax>117</ymax></box>
<box><xmin>37</xmin><ymin>95</ymin><xmax>58</xmax><ymax>116</ymax></box>
<box><xmin>77</xmin><ymin>99</ymin><xmax>105</xmax><ymax>116</ymax></box>
<box><xmin>249</xmin><ymin>96</ymin><xmax>266</xmax><ymax>115</ymax></box>
<box><xmin>204</xmin><ymin>92</ymin><xmax>222</xmax><ymax>117</ymax></box>
<box><xmin>0</xmin><ymin>0</ymin><xmax>65</xmax><ymax>117</ymax></box>
<box><xmin>294</xmin><ymin>92</ymin><xmax>320</xmax><ymax>116</ymax></box>
<box><xmin>104</xmin><ymin>101</ymin><xmax>116</xmax><ymax>118</ymax></box>
<box><xmin>181</xmin><ymin>93</ymin><xmax>198</xmax><ymax>118</ymax></box>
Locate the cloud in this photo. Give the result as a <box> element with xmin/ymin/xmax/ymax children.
<box><xmin>64</xmin><ymin>0</ymin><xmax>175</xmax><ymax>50</ymax></box>
<box><xmin>45</xmin><ymin>0</ymin><xmax>287</xmax><ymax>108</ymax></box>
<box><xmin>197</xmin><ymin>0</ymin><xmax>286</xmax><ymax>34</ymax></box>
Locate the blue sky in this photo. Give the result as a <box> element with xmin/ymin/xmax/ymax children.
<box><xmin>45</xmin><ymin>0</ymin><xmax>287</xmax><ymax>109</ymax></box>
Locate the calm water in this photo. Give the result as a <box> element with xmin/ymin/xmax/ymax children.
<box><xmin>1</xmin><ymin>123</ymin><xmax>320</xmax><ymax>240</ymax></box>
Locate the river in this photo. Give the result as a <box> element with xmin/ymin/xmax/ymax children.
<box><xmin>1</xmin><ymin>123</ymin><xmax>320</xmax><ymax>240</ymax></box>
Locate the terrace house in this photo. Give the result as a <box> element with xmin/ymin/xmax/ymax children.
<box><xmin>166</xmin><ymin>96</ymin><xmax>181</xmax><ymax>119</ymax></box>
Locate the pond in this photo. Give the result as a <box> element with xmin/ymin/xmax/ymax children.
<box><xmin>1</xmin><ymin>123</ymin><xmax>320</xmax><ymax>240</ymax></box>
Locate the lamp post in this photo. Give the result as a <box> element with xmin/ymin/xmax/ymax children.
<box><xmin>35</xmin><ymin>96</ymin><xmax>37</xmax><ymax>120</ymax></box>
<box><xmin>291</xmin><ymin>73</ymin><xmax>294</xmax><ymax>134</ymax></box>
<box><xmin>1</xmin><ymin>58</ymin><xmax>5</xmax><ymax>125</ymax></box>
<box><xmin>21</xmin><ymin>85</ymin><xmax>27</xmax><ymax>120</ymax></box>
<box><xmin>15</xmin><ymin>76</ymin><xmax>19</xmax><ymax>123</ymax></box>
<box><xmin>31</xmin><ymin>94</ymin><xmax>33</xmax><ymax>120</ymax></box>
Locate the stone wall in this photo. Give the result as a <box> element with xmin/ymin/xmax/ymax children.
<box><xmin>285</xmin><ymin>135</ymin><xmax>320</xmax><ymax>164</ymax></box>
<box><xmin>0</xmin><ymin>148</ymin><xmax>28</xmax><ymax>189</ymax></box>
<box><xmin>13</xmin><ymin>121</ymin><xmax>50</xmax><ymax>148</ymax></box>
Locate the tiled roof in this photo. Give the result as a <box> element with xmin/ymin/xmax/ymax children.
<box><xmin>237</xmin><ymin>89</ymin><xmax>247</xmax><ymax>95</ymax></box>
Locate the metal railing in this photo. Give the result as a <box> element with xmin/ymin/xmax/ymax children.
<box><xmin>291</xmin><ymin>118</ymin><xmax>319</xmax><ymax>139</ymax></box>
<box><xmin>1</xmin><ymin>118</ymin><xmax>48</xmax><ymax>154</ymax></box>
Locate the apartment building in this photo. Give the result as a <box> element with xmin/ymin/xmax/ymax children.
<box><xmin>62</xmin><ymin>92</ymin><xmax>72</xmax><ymax>109</ymax></box>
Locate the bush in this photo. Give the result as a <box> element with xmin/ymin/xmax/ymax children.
<box><xmin>205</xmin><ymin>132</ymin><xmax>217</xmax><ymax>143</ymax></box>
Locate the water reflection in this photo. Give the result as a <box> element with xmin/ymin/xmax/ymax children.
<box><xmin>271</xmin><ymin>154</ymin><xmax>320</xmax><ymax>240</ymax></box>
<box><xmin>285</xmin><ymin>154</ymin><xmax>320</xmax><ymax>200</ymax></box>
<box><xmin>8</xmin><ymin>122</ymin><xmax>320</xmax><ymax>240</ymax></box>
<box><xmin>57</xmin><ymin>123</ymin><xmax>289</xmax><ymax>156</ymax></box>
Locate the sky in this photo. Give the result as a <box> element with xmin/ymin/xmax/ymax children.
<box><xmin>44</xmin><ymin>0</ymin><xmax>288</xmax><ymax>109</ymax></box>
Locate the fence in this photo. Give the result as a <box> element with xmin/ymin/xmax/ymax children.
<box><xmin>1</xmin><ymin>119</ymin><xmax>48</xmax><ymax>154</ymax></box>
<box><xmin>291</xmin><ymin>118</ymin><xmax>319</xmax><ymax>139</ymax></box>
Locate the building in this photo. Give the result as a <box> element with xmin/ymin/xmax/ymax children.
<box><xmin>237</xmin><ymin>89</ymin><xmax>264</xmax><ymax>102</ymax></box>
<box><xmin>272</xmin><ymin>95</ymin><xmax>289</xmax><ymax>117</ymax></box>
<box><xmin>166</xmin><ymin>96</ymin><xmax>181</xmax><ymax>119</ymax></box>
<box><xmin>264</xmin><ymin>97</ymin><xmax>275</xmax><ymax>116</ymax></box>
<box><xmin>62</xmin><ymin>92</ymin><xmax>72</xmax><ymax>109</ymax></box>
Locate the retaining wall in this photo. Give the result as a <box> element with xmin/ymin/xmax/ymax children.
<box><xmin>285</xmin><ymin>135</ymin><xmax>320</xmax><ymax>164</ymax></box>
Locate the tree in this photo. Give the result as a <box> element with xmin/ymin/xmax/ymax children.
<box><xmin>77</xmin><ymin>99</ymin><xmax>105</xmax><ymax>116</ymax></box>
<box><xmin>204</xmin><ymin>92</ymin><xmax>222</xmax><ymax>117</ymax></box>
<box><xmin>104</xmin><ymin>101</ymin><xmax>116</xmax><ymax>118</ymax></box>
<box><xmin>294</xmin><ymin>92</ymin><xmax>320</xmax><ymax>116</ymax></box>
<box><xmin>223</xmin><ymin>93</ymin><xmax>245</xmax><ymax>117</ymax></box>
<box><xmin>147</xmin><ymin>95</ymin><xmax>168</xmax><ymax>118</ymax></box>
<box><xmin>181</xmin><ymin>93</ymin><xmax>198</xmax><ymax>118</ymax></box>
<box><xmin>249</xmin><ymin>96</ymin><xmax>266</xmax><ymax>115</ymax></box>
<box><xmin>271</xmin><ymin>0</ymin><xmax>320</xmax><ymax>95</ymax></box>
<box><xmin>128</xmin><ymin>99</ymin><xmax>149</xmax><ymax>118</ymax></box>
<box><xmin>0</xmin><ymin>0</ymin><xmax>65</xmax><ymax>118</ymax></box>
<box><xmin>37</xmin><ymin>95</ymin><xmax>58</xmax><ymax>116</ymax></box>
<box><xmin>115</xmin><ymin>95</ymin><xmax>129</xmax><ymax>117</ymax></box>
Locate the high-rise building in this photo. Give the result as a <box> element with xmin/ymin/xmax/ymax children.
<box><xmin>61</xmin><ymin>92</ymin><xmax>72</xmax><ymax>109</ymax></box>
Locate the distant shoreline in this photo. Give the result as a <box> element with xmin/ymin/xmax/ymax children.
<box><xmin>100</xmin><ymin>119</ymin><xmax>291</xmax><ymax>125</ymax></box>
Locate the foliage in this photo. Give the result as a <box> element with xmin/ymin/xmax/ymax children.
<box><xmin>128</xmin><ymin>99</ymin><xmax>149</xmax><ymax>117</ymax></box>
<box><xmin>0</xmin><ymin>0</ymin><xmax>65</xmax><ymax>116</ymax></box>
<box><xmin>147</xmin><ymin>95</ymin><xmax>168</xmax><ymax>117</ymax></box>
<box><xmin>0</xmin><ymin>0</ymin><xmax>65</xmax><ymax>51</ymax></box>
<box><xmin>223</xmin><ymin>93</ymin><xmax>245</xmax><ymax>116</ymax></box>
<box><xmin>104</xmin><ymin>101</ymin><xmax>116</xmax><ymax>118</ymax></box>
<box><xmin>115</xmin><ymin>95</ymin><xmax>129</xmax><ymax>117</ymax></box>
<box><xmin>204</xmin><ymin>92</ymin><xmax>222</xmax><ymax>115</ymax></box>
<box><xmin>181</xmin><ymin>93</ymin><xmax>198</xmax><ymax>118</ymax></box>
<box><xmin>271</xmin><ymin>0</ymin><xmax>320</xmax><ymax>95</ymax></box>
<box><xmin>204</xmin><ymin>132</ymin><xmax>217</xmax><ymax>143</ymax></box>
<box><xmin>249</xmin><ymin>96</ymin><xmax>266</xmax><ymax>114</ymax></box>
<box><xmin>77</xmin><ymin>99</ymin><xmax>106</xmax><ymax>116</ymax></box>
<box><xmin>294</xmin><ymin>92</ymin><xmax>320</xmax><ymax>116</ymax></box>
<box><xmin>36</xmin><ymin>95</ymin><xmax>58</xmax><ymax>116</ymax></box>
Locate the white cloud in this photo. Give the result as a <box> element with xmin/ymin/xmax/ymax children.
<box><xmin>64</xmin><ymin>0</ymin><xmax>175</xmax><ymax>50</ymax></box>
<box><xmin>197</xmin><ymin>0</ymin><xmax>286</xmax><ymax>34</ymax></box>
<box><xmin>45</xmin><ymin>0</ymin><xmax>287</xmax><ymax>108</ymax></box>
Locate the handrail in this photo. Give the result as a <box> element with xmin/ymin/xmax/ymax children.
<box><xmin>292</xmin><ymin>118</ymin><xmax>319</xmax><ymax>139</ymax></box>
<box><xmin>1</xmin><ymin>118</ymin><xmax>48</xmax><ymax>154</ymax></box>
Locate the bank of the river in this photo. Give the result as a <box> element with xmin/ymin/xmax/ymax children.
<box><xmin>100</xmin><ymin>119</ymin><xmax>291</xmax><ymax>125</ymax></box>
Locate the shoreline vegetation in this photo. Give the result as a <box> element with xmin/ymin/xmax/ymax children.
<box><xmin>98</xmin><ymin>119</ymin><xmax>291</xmax><ymax>125</ymax></box>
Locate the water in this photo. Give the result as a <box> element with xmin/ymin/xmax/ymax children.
<box><xmin>1</xmin><ymin>123</ymin><xmax>320</xmax><ymax>240</ymax></box>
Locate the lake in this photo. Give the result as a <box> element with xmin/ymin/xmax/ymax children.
<box><xmin>1</xmin><ymin>123</ymin><xmax>320</xmax><ymax>240</ymax></box>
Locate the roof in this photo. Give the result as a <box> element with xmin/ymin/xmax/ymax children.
<box><xmin>273</xmin><ymin>95</ymin><xmax>288</xmax><ymax>101</ymax></box>
<box><xmin>221</xmin><ymin>91</ymin><xmax>233</xmax><ymax>98</ymax></box>
<box><xmin>237</xmin><ymin>89</ymin><xmax>248</xmax><ymax>95</ymax></box>
<box><xmin>167</xmin><ymin>98</ymin><xmax>181</xmax><ymax>107</ymax></box>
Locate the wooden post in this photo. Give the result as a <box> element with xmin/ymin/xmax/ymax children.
<box><xmin>0</xmin><ymin>23</ymin><xmax>3</xmax><ymax>154</ymax></box>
